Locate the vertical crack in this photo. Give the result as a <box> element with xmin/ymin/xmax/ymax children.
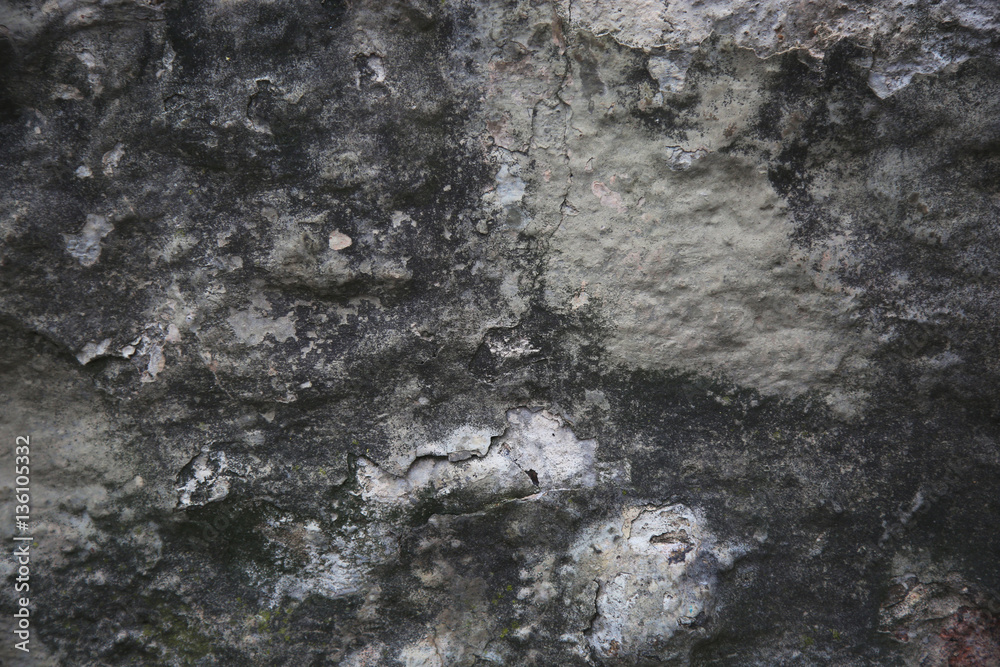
<box><xmin>430</xmin><ymin>627</ymin><xmax>445</xmax><ymax>665</ymax></box>
<box><xmin>551</xmin><ymin>0</ymin><xmax>575</xmax><ymax>242</ymax></box>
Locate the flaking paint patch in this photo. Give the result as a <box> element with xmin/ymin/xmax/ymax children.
<box><xmin>358</xmin><ymin>408</ymin><xmax>598</xmax><ymax>505</ymax></box>
<box><xmin>76</xmin><ymin>338</ymin><xmax>112</xmax><ymax>364</ymax></box>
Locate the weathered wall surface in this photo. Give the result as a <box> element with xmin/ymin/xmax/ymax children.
<box><xmin>1</xmin><ymin>0</ymin><xmax>999</xmax><ymax>664</ymax></box>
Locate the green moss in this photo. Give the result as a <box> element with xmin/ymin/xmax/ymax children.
<box><xmin>497</xmin><ymin>620</ymin><xmax>521</xmax><ymax>640</ymax></box>
<box><xmin>257</xmin><ymin>603</ymin><xmax>295</xmax><ymax>636</ymax></box>
<box><xmin>149</xmin><ymin>604</ymin><xmax>216</xmax><ymax>662</ymax></box>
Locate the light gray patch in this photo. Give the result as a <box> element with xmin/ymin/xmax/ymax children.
<box><xmin>102</xmin><ymin>142</ymin><xmax>125</xmax><ymax>176</ymax></box>
<box><xmin>569</xmin><ymin>0</ymin><xmax>998</xmax><ymax>97</ymax></box>
<box><xmin>647</xmin><ymin>50</ymin><xmax>694</xmax><ymax>93</ymax></box>
<box><xmin>545</xmin><ymin>149</ymin><xmax>869</xmax><ymax>400</ymax></box>
<box><xmin>570</xmin><ymin>504</ymin><xmax>724</xmax><ymax>663</ymax></box>
<box><xmin>64</xmin><ymin>214</ymin><xmax>114</xmax><ymax>267</ymax></box>
<box><xmin>228</xmin><ymin>309</ymin><xmax>297</xmax><ymax>345</ymax></box>
<box><xmin>76</xmin><ymin>338</ymin><xmax>112</xmax><ymax>364</ymax></box>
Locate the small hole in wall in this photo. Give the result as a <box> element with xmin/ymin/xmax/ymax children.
<box><xmin>525</xmin><ymin>469</ymin><xmax>539</xmax><ymax>486</ymax></box>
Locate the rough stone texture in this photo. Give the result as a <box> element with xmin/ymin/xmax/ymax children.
<box><xmin>1</xmin><ymin>0</ymin><xmax>1000</xmax><ymax>665</ymax></box>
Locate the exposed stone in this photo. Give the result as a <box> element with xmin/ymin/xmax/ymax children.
<box><xmin>577</xmin><ymin>504</ymin><xmax>724</xmax><ymax>664</ymax></box>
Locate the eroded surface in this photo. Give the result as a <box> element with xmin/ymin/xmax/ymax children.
<box><xmin>1</xmin><ymin>0</ymin><xmax>1000</xmax><ymax>665</ymax></box>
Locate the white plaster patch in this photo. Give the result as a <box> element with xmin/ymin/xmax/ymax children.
<box><xmin>391</xmin><ymin>211</ymin><xmax>413</xmax><ymax>228</ymax></box>
<box><xmin>496</xmin><ymin>408</ymin><xmax>597</xmax><ymax>489</ymax></box>
<box><xmin>416</xmin><ymin>424</ymin><xmax>495</xmax><ymax>461</ymax></box>
<box><xmin>128</xmin><ymin>323</ymin><xmax>176</xmax><ymax>382</ymax></box>
<box><xmin>487</xmin><ymin>336</ymin><xmax>540</xmax><ymax>362</ymax></box>
<box><xmin>145</xmin><ymin>343</ymin><xmax>165</xmax><ymax>381</ymax></box>
<box><xmin>257</xmin><ymin>512</ymin><xmax>397</xmax><ymax>609</ymax></box>
<box><xmin>358</xmin><ymin>408</ymin><xmax>597</xmax><ymax>506</ymax></box>
<box><xmin>76</xmin><ymin>50</ymin><xmax>97</xmax><ymax>69</ymax></box>
<box><xmin>365</xmin><ymin>56</ymin><xmax>386</xmax><ymax>83</ymax></box>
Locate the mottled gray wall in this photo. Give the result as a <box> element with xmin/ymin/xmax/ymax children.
<box><xmin>1</xmin><ymin>0</ymin><xmax>999</xmax><ymax>665</ymax></box>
